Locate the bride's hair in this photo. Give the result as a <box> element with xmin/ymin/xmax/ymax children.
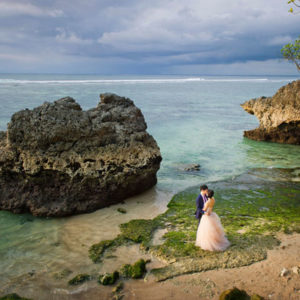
<box><xmin>207</xmin><ymin>189</ymin><xmax>214</xmax><ymax>198</ymax></box>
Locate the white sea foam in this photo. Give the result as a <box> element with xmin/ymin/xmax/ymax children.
<box><xmin>0</xmin><ymin>77</ymin><xmax>293</xmax><ymax>85</ymax></box>
<box><xmin>0</xmin><ymin>78</ymin><xmax>205</xmax><ymax>84</ymax></box>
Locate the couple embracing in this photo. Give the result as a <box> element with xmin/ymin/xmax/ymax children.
<box><xmin>195</xmin><ymin>185</ymin><xmax>230</xmax><ymax>251</ymax></box>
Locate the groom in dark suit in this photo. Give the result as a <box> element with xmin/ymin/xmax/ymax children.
<box><xmin>195</xmin><ymin>184</ymin><xmax>208</xmax><ymax>224</ymax></box>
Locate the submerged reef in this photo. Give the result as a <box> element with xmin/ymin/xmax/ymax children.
<box><xmin>0</xmin><ymin>93</ymin><xmax>161</xmax><ymax>217</ymax></box>
<box><xmin>89</xmin><ymin>168</ymin><xmax>300</xmax><ymax>281</ymax></box>
<box><xmin>68</xmin><ymin>274</ymin><xmax>91</xmax><ymax>285</ymax></box>
<box><xmin>241</xmin><ymin>80</ymin><xmax>300</xmax><ymax>145</ymax></box>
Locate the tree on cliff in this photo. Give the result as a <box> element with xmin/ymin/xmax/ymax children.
<box><xmin>287</xmin><ymin>0</ymin><xmax>300</xmax><ymax>13</ymax></box>
<box><xmin>281</xmin><ymin>37</ymin><xmax>300</xmax><ymax>71</ymax></box>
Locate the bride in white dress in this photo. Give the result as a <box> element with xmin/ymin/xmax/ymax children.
<box><xmin>195</xmin><ymin>189</ymin><xmax>230</xmax><ymax>251</ymax></box>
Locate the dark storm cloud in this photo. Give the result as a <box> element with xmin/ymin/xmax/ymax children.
<box><xmin>0</xmin><ymin>0</ymin><xmax>299</xmax><ymax>74</ymax></box>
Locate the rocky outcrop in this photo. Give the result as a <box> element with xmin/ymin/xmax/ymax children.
<box><xmin>0</xmin><ymin>93</ymin><xmax>161</xmax><ymax>217</ymax></box>
<box><xmin>241</xmin><ymin>80</ymin><xmax>300</xmax><ymax>144</ymax></box>
<box><xmin>183</xmin><ymin>164</ymin><xmax>201</xmax><ymax>172</ymax></box>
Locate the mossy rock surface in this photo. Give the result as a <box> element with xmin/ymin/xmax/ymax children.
<box><xmin>89</xmin><ymin>236</ymin><xmax>128</xmax><ymax>263</ymax></box>
<box><xmin>0</xmin><ymin>294</ymin><xmax>31</xmax><ymax>300</ymax></box>
<box><xmin>219</xmin><ymin>287</ymin><xmax>250</xmax><ymax>300</ymax></box>
<box><xmin>120</xmin><ymin>259</ymin><xmax>146</xmax><ymax>279</ymax></box>
<box><xmin>89</xmin><ymin>168</ymin><xmax>300</xmax><ymax>281</ymax></box>
<box><xmin>112</xmin><ymin>281</ymin><xmax>124</xmax><ymax>293</ymax></box>
<box><xmin>131</xmin><ymin>259</ymin><xmax>146</xmax><ymax>278</ymax></box>
<box><xmin>251</xmin><ymin>295</ymin><xmax>264</xmax><ymax>300</ymax></box>
<box><xmin>89</xmin><ymin>240</ymin><xmax>114</xmax><ymax>263</ymax></box>
<box><xmin>120</xmin><ymin>264</ymin><xmax>132</xmax><ymax>278</ymax></box>
<box><xmin>120</xmin><ymin>219</ymin><xmax>161</xmax><ymax>244</ymax></box>
<box><xmin>53</xmin><ymin>268</ymin><xmax>72</xmax><ymax>280</ymax></box>
<box><xmin>98</xmin><ymin>271</ymin><xmax>119</xmax><ymax>285</ymax></box>
<box><xmin>68</xmin><ymin>273</ymin><xmax>91</xmax><ymax>285</ymax></box>
<box><xmin>219</xmin><ymin>287</ymin><xmax>264</xmax><ymax>300</ymax></box>
<box><xmin>117</xmin><ymin>208</ymin><xmax>127</xmax><ymax>214</ymax></box>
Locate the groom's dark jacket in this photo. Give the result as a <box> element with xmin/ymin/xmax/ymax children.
<box><xmin>195</xmin><ymin>194</ymin><xmax>205</xmax><ymax>219</ymax></box>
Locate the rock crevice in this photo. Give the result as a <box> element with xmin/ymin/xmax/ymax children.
<box><xmin>0</xmin><ymin>93</ymin><xmax>161</xmax><ymax>216</ymax></box>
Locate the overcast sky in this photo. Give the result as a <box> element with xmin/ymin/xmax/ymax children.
<box><xmin>0</xmin><ymin>0</ymin><xmax>299</xmax><ymax>75</ymax></box>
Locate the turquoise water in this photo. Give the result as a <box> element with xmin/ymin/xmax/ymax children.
<box><xmin>0</xmin><ymin>74</ymin><xmax>299</xmax><ymax>296</ymax></box>
<box><xmin>1</xmin><ymin>74</ymin><xmax>299</xmax><ymax>190</ymax></box>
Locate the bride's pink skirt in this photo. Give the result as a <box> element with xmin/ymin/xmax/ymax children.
<box><xmin>195</xmin><ymin>212</ymin><xmax>230</xmax><ymax>251</ymax></box>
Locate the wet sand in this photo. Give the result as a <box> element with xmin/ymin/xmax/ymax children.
<box><xmin>72</xmin><ymin>233</ymin><xmax>300</xmax><ymax>300</ymax></box>
<box><xmin>0</xmin><ymin>188</ymin><xmax>172</xmax><ymax>300</ymax></box>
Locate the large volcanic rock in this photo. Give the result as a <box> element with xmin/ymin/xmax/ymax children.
<box><xmin>241</xmin><ymin>80</ymin><xmax>300</xmax><ymax>145</ymax></box>
<box><xmin>0</xmin><ymin>93</ymin><xmax>162</xmax><ymax>217</ymax></box>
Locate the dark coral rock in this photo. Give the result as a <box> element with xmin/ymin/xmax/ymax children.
<box><xmin>0</xmin><ymin>93</ymin><xmax>161</xmax><ymax>216</ymax></box>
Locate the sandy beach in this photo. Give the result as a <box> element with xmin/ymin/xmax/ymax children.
<box><xmin>72</xmin><ymin>232</ymin><xmax>300</xmax><ymax>300</ymax></box>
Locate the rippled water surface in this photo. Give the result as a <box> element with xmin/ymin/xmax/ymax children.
<box><xmin>0</xmin><ymin>74</ymin><xmax>299</xmax><ymax>297</ymax></box>
<box><xmin>1</xmin><ymin>74</ymin><xmax>299</xmax><ymax>190</ymax></box>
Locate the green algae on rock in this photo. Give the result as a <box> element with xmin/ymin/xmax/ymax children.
<box><xmin>120</xmin><ymin>259</ymin><xmax>147</xmax><ymax>279</ymax></box>
<box><xmin>250</xmin><ymin>295</ymin><xmax>264</xmax><ymax>300</ymax></box>
<box><xmin>89</xmin><ymin>237</ymin><xmax>128</xmax><ymax>263</ymax></box>
<box><xmin>89</xmin><ymin>168</ymin><xmax>300</xmax><ymax>281</ymax></box>
<box><xmin>117</xmin><ymin>208</ymin><xmax>127</xmax><ymax>214</ymax></box>
<box><xmin>219</xmin><ymin>287</ymin><xmax>264</xmax><ymax>300</ymax></box>
<box><xmin>112</xmin><ymin>281</ymin><xmax>124</xmax><ymax>293</ymax></box>
<box><xmin>89</xmin><ymin>240</ymin><xmax>115</xmax><ymax>263</ymax></box>
<box><xmin>120</xmin><ymin>219</ymin><xmax>161</xmax><ymax>245</ymax></box>
<box><xmin>219</xmin><ymin>287</ymin><xmax>249</xmax><ymax>300</ymax></box>
<box><xmin>68</xmin><ymin>273</ymin><xmax>91</xmax><ymax>285</ymax></box>
<box><xmin>0</xmin><ymin>294</ymin><xmax>31</xmax><ymax>300</ymax></box>
<box><xmin>53</xmin><ymin>268</ymin><xmax>73</xmax><ymax>280</ymax></box>
<box><xmin>98</xmin><ymin>271</ymin><xmax>119</xmax><ymax>285</ymax></box>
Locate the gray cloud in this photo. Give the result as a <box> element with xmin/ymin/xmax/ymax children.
<box><xmin>0</xmin><ymin>1</ymin><xmax>63</xmax><ymax>17</ymax></box>
<box><xmin>0</xmin><ymin>0</ymin><xmax>299</xmax><ymax>74</ymax></box>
